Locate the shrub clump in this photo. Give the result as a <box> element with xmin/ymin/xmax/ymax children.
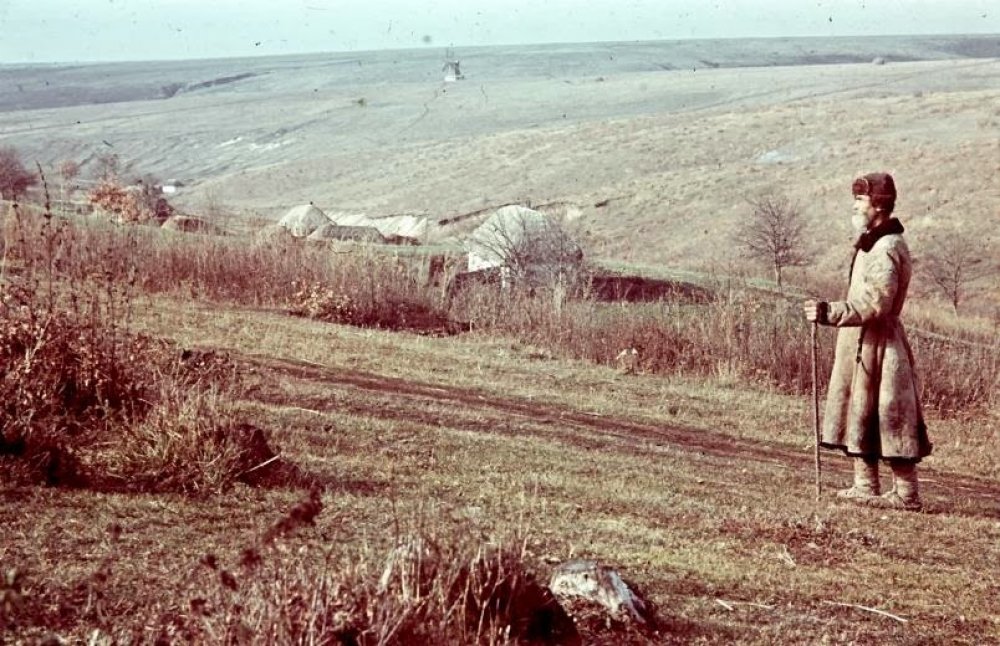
<box><xmin>88</xmin><ymin>179</ymin><xmax>173</xmax><ymax>224</ymax></box>
<box><xmin>170</xmin><ymin>513</ymin><xmax>580</xmax><ymax>646</ymax></box>
<box><xmin>0</xmin><ymin>146</ymin><xmax>37</xmax><ymax>200</ymax></box>
<box><xmin>98</xmin><ymin>388</ymin><xmax>285</xmax><ymax>494</ymax></box>
<box><xmin>0</xmin><ymin>288</ymin><xmax>155</xmax><ymax>485</ymax></box>
<box><xmin>0</xmin><ymin>287</ymin><xmax>280</xmax><ymax>492</ymax></box>
<box><xmin>1</xmin><ymin>202</ymin><xmax>287</xmax><ymax>492</ymax></box>
<box><xmin>291</xmin><ymin>282</ymin><xmax>455</xmax><ymax>334</ymax></box>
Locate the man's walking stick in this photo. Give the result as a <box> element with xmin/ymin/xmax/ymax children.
<box><xmin>811</xmin><ymin>322</ymin><xmax>822</xmax><ymax>500</ymax></box>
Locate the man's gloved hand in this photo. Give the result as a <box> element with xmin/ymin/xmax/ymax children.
<box><xmin>803</xmin><ymin>300</ymin><xmax>829</xmax><ymax>324</ymax></box>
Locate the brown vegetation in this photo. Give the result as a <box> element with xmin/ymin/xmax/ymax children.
<box><xmin>0</xmin><ymin>203</ymin><xmax>282</xmax><ymax>493</ymax></box>
<box><xmin>88</xmin><ymin>178</ymin><xmax>174</xmax><ymax>224</ymax></box>
<box><xmin>921</xmin><ymin>230</ymin><xmax>995</xmax><ymax>314</ymax></box>
<box><xmin>0</xmin><ymin>147</ymin><xmax>38</xmax><ymax>201</ymax></box>
<box><xmin>732</xmin><ymin>193</ymin><xmax>808</xmax><ymax>291</ymax></box>
<box><xmin>2</xmin><ymin>198</ymin><xmax>999</xmax><ymax>643</ymax></box>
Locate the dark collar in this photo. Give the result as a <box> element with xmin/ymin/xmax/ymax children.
<box><xmin>855</xmin><ymin>218</ymin><xmax>904</xmax><ymax>252</ymax></box>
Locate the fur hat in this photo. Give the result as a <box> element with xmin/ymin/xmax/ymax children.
<box><xmin>852</xmin><ymin>172</ymin><xmax>896</xmax><ymax>212</ymax></box>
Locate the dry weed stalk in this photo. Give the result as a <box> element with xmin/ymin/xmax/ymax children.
<box><xmin>161</xmin><ymin>489</ymin><xmax>578</xmax><ymax>646</ymax></box>
<box><xmin>1</xmin><ymin>178</ymin><xmax>276</xmax><ymax>492</ymax></box>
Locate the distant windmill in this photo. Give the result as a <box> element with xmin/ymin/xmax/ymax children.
<box><xmin>442</xmin><ymin>48</ymin><xmax>464</xmax><ymax>82</ymax></box>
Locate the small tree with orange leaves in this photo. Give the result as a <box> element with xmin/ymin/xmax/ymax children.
<box><xmin>88</xmin><ymin>179</ymin><xmax>173</xmax><ymax>224</ymax></box>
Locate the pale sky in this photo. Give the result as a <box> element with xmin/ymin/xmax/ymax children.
<box><xmin>0</xmin><ymin>0</ymin><xmax>997</xmax><ymax>63</ymax></box>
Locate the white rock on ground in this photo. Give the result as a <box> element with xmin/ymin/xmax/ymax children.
<box><xmin>549</xmin><ymin>559</ymin><xmax>654</xmax><ymax>625</ymax></box>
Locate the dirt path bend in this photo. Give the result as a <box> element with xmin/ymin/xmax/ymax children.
<box><xmin>245</xmin><ymin>353</ymin><xmax>1000</xmax><ymax>518</ymax></box>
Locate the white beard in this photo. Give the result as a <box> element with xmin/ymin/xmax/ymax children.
<box><xmin>851</xmin><ymin>214</ymin><xmax>870</xmax><ymax>234</ymax></box>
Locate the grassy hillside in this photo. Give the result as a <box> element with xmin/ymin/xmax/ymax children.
<box><xmin>2</xmin><ymin>39</ymin><xmax>999</xmax><ymax>294</ymax></box>
<box><xmin>2</xmin><ymin>205</ymin><xmax>999</xmax><ymax>643</ymax></box>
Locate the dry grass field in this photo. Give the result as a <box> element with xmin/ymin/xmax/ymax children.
<box><xmin>2</xmin><ymin>35</ymin><xmax>1000</xmax><ymax>644</ymax></box>
<box><xmin>1</xmin><ymin>206</ymin><xmax>998</xmax><ymax>644</ymax></box>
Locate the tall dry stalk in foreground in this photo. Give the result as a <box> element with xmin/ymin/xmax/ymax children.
<box><xmin>0</xmin><ymin>190</ymin><xmax>145</xmax><ymax>484</ymax></box>
<box><xmin>144</xmin><ymin>490</ymin><xmax>578</xmax><ymax>646</ymax></box>
<box><xmin>1</xmin><ymin>186</ymin><xmax>274</xmax><ymax>492</ymax></box>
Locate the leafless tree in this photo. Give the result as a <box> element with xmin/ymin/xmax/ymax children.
<box><xmin>920</xmin><ymin>233</ymin><xmax>995</xmax><ymax>314</ymax></box>
<box><xmin>94</xmin><ymin>152</ymin><xmax>120</xmax><ymax>180</ymax></box>
<box><xmin>201</xmin><ymin>187</ymin><xmax>235</xmax><ymax>230</ymax></box>
<box><xmin>733</xmin><ymin>192</ymin><xmax>808</xmax><ymax>290</ymax></box>
<box><xmin>0</xmin><ymin>146</ymin><xmax>38</xmax><ymax>201</ymax></box>
<box><xmin>58</xmin><ymin>159</ymin><xmax>80</xmax><ymax>183</ymax></box>
<box><xmin>467</xmin><ymin>208</ymin><xmax>584</xmax><ymax>289</ymax></box>
<box><xmin>58</xmin><ymin>159</ymin><xmax>81</xmax><ymax>200</ymax></box>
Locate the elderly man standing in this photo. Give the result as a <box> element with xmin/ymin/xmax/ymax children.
<box><xmin>804</xmin><ymin>172</ymin><xmax>932</xmax><ymax>511</ymax></box>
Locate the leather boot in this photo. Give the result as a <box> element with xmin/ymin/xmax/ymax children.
<box><xmin>836</xmin><ymin>457</ymin><xmax>880</xmax><ymax>502</ymax></box>
<box><xmin>871</xmin><ymin>462</ymin><xmax>922</xmax><ymax>511</ymax></box>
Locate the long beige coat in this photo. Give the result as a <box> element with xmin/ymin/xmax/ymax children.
<box><xmin>820</xmin><ymin>229</ymin><xmax>932</xmax><ymax>462</ymax></box>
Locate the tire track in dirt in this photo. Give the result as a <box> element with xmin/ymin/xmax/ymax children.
<box><xmin>246</xmin><ymin>354</ymin><xmax>806</xmax><ymax>465</ymax></box>
<box><xmin>245</xmin><ymin>354</ymin><xmax>1000</xmax><ymax>516</ymax></box>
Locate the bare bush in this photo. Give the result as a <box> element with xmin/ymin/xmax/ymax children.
<box><xmin>57</xmin><ymin>159</ymin><xmax>81</xmax><ymax>200</ymax></box>
<box><xmin>1</xmin><ymin>205</ymin><xmax>148</xmax><ymax>485</ymax></box>
<box><xmin>0</xmin><ymin>147</ymin><xmax>38</xmax><ymax>201</ymax></box>
<box><xmin>920</xmin><ymin>232</ymin><xmax>995</xmax><ymax>314</ymax></box>
<box><xmin>0</xmin><ymin>287</ymin><xmax>157</xmax><ymax>485</ymax></box>
<box><xmin>291</xmin><ymin>271</ymin><xmax>453</xmax><ymax>334</ymax></box>
<box><xmin>94</xmin><ymin>152</ymin><xmax>120</xmax><ymax>181</ymax></box>
<box><xmin>58</xmin><ymin>159</ymin><xmax>80</xmax><ymax>184</ymax></box>
<box><xmin>466</xmin><ymin>207</ymin><xmax>585</xmax><ymax>290</ymax></box>
<box><xmin>733</xmin><ymin>193</ymin><xmax>808</xmax><ymax>290</ymax></box>
<box><xmin>200</xmin><ymin>187</ymin><xmax>235</xmax><ymax>231</ymax></box>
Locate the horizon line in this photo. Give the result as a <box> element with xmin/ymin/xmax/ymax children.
<box><xmin>3</xmin><ymin>30</ymin><xmax>999</xmax><ymax>68</ymax></box>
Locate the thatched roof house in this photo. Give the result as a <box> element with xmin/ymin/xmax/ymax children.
<box><xmin>465</xmin><ymin>205</ymin><xmax>582</xmax><ymax>276</ymax></box>
<box><xmin>307</xmin><ymin>223</ymin><xmax>385</xmax><ymax>243</ymax></box>
<box><xmin>278</xmin><ymin>204</ymin><xmax>332</xmax><ymax>237</ymax></box>
<box><xmin>331</xmin><ymin>212</ymin><xmax>427</xmax><ymax>242</ymax></box>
